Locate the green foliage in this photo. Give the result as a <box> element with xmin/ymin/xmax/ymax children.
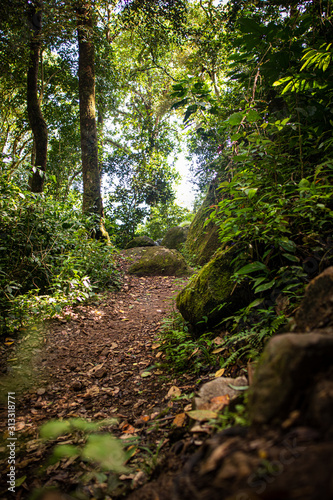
<box><xmin>0</xmin><ymin>172</ymin><xmax>120</xmax><ymax>335</ymax></box>
<box><xmin>158</xmin><ymin>312</ymin><xmax>222</xmax><ymax>374</ymax></box>
<box><xmin>40</xmin><ymin>418</ymin><xmax>130</xmax><ymax>474</ymax></box>
<box><xmin>137</xmin><ymin>201</ymin><xmax>193</xmax><ymax>241</ymax></box>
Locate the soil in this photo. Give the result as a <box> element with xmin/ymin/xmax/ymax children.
<box><xmin>0</xmin><ymin>255</ymin><xmax>332</xmax><ymax>500</ymax></box>
<box><xmin>0</xmin><ymin>256</ymin><xmax>213</xmax><ymax>499</ymax></box>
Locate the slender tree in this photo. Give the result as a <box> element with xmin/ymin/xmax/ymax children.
<box><xmin>77</xmin><ymin>0</ymin><xmax>109</xmax><ymax>240</ymax></box>
<box><xmin>27</xmin><ymin>1</ymin><xmax>48</xmax><ymax>192</ymax></box>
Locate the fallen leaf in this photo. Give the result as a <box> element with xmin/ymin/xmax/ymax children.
<box><xmin>213</xmin><ymin>336</ymin><xmax>223</xmax><ymax>345</ymax></box>
<box><xmin>141</xmin><ymin>372</ymin><xmax>152</xmax><ymax>378</ymax></box>
<box><xmin>212</xmin><ymin>347</ymin><xmax>224</xmax><ymax>354</ymax></box>
<box><xmin>215</xmin><ymin>368</ymin><xmax>225</xmax><ymax>378</ymax></box>
<box><xmin>186</xmin><ymin>410</ymin><xmax>217</xmax><ymax>421</ymax></box>
<box><xmin>152</xmin><ymin>344</ymin><xmax>161</xmax><ymax>350</ymax></box>
<box><xmin>167</xmin><ymin>386</ymin><xmax>181</xmax><ymax>398</ymax></box>
<box><xmin>173</xmin><ymin>413</ymin><xmax>187</xmax><ymax>427</ymax></box>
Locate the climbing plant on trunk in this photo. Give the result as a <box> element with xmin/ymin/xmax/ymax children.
<box><xmin>27</xmin><ymin>1</ymin><xmax>48</xmax><ymax>193</ymax></box>
<box><xmin>77</xmin><ymin>0</ymin><xmax>109</xmax><ymax>240</ymax></box>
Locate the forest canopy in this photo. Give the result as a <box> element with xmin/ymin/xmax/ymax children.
<box><xmin>1</xmin><ymin>0</ymin><xmax>333</xmax><ymax>335</ymax></box>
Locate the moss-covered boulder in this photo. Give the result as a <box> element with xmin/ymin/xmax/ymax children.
<box><xmin>185</xmin><ymin>177</ymin><xmax>222</xmax><ymax>265</ymax></box>
<box><xmin>176</xmin><ymin>247</ymin><xmax>251</xmax><ymax>333</ymax></box>
<box><xmin>125</xmin><ymin>235</ymin><xmax>156</xmax><ymax>249</ymax></box>
<box><xmin>127</xmin><ymin>247</ymin><xmax>192</xmax><ymax>276</ymax></box>
<box><xmin>162</xmin><ymin>225</ymin><xmax>190</xmax><ymax>251</ymax></box>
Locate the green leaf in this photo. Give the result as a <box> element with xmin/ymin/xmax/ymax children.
<box><xmin>278</xmin><ymin>238</ymin><xmax>296</xmax><ymax>253</ymax></box>
<box><xmin>246</xmin><ymin>109</ymin><xmax>261</xmax><ymax>123</ymax></box>
<box><xmin>282</xmin><ymin>253</ymin><xmax>299</xmax><ymax>262</ymax></box>
<box><xmin>171</xmin><ymin>98</ymin><xmax>189</xmax><ymax>110</ymax></box>
<box><xmin>40</xmin><ymin>420</ymin><xmax>71</xmax><ymax>439</ymax></box>
<box><xmin>255</xmin><ymin>280</ymin><xmax>275</xmax><ymax>293</ymax></box>
<box><xmin>228</xmin><ymin>384</ymin><xmax>249</xmax><ymax>391</ymax></box>
<box><xmin>53</xmin><ymin>444</ymin><xmax>79</xmax><ymax>459</ymax></box>
<box><xmin>236</xmin><ymin>262</ymin><xmax>268</xmax><ymax>275</ymax></box>
<box><xmin>15</xmin><ymin>476</ymin><xmax>27</xmax><ymax>487</ymax></box>
<box><xmin>227</xmin><ymin>112</ymin><xmax>244</xmax><ymax>126</ymax></box>
<box><xmin>82</xmin><ymin>434</ymin><xmax>129</xmax><ymax>473</ymax></box>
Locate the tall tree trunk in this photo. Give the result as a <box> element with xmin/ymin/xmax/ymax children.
<box><xmin>77</xmin><ymin>1</ymin><xmax>109</xmax><ymax>240</ymax></box>
<box><xmin>27</xmin><ymin>2</ymin><xmax>48</xmax><ymax>192</ymax></box>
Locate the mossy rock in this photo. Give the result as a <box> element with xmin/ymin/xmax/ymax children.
<box><xmin>185</xmin><ymin>177</ymin><xmax>222</xmax><ymax>265</ymax></box>
<box><xmin>162</xmin><ymin>225</ymin><xmax>190</xmax><ymax>251</ymax></box>
<box><xmin>127</xmin><ymin>247</ymin><xmax>192</xmax><ymax>277</ymax></box>
<box><xmin>125</xmin><ymin>235</ymin><xmax>156</xmax><ymax>249</ymax></box>
<box><xmin>176</xmin><ymin>247</ymin><xmax>251</xmax><ymax>334</ymax></box>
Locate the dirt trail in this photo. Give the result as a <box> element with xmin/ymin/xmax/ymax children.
<box><xmin>0</xmin><ymin>257</ymin><xmax>202</xmax><ymax>499</ymax></box>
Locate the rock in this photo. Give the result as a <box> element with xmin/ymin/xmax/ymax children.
<box><xmin>125</xmin><ymin>235</ymin><xmax>157</xmax><ymax>249</ymax></box>
<box><xmin>184</xmin><ymin>177</ymin><xmax>222</xmax><ymax>265</ymax></box>
<box><xmin>127</xmin><ymin>246</ymin><xmax>192</xmax><ymax>277</ymax></box>
<box><xmin>294</xmin><ymin>266</ymin><xmax>333</xmax><ymax>332</ymax></box>
<box><xmin>176</xmin><ymin>247</ymin><xmax>252</xmax><ymax>333</ymax></box>
<box><xmin>194</xmin><ymin>376</ymin><xmax>248</xmax><ymax>410</ymax></box>
<box><xmin>307</xmin><ymin>378</ymin><xmax>333</xmax><ymax>434</ymax></box>
<box><xmin>162</xmin><ymin>225</ymin><xmax>190</xmax><ymax>251</ymax></box>
<box><xmin>248</xmin><ymin>332</ymin><xmax>333</xmax><ymax>425</ymax></box>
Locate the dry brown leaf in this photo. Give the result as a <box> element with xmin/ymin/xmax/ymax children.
<box><xmin>167</xmin><ymin>386</ymin><xmax>181</xmax><ymax>398</ymax></box>
<box><xmin>186</xmin><ymin>410</ymin><xmax>217</xmax><ymax>421</ymax></box>
<box><xmin>173</xmin><ymin>413</ymin><xmax>187</xmax><ymax>427</ymax></box>
<box><xmin>215</xmin><ymin>368</ymin><xmax>225</xmax><ymax>378</ymax></box>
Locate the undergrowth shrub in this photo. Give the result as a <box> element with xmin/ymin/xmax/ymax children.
<box><xmin>0</xmin><ymin>173</ymin><xmax>120</xmax><ymax>335</ymax></box>
<box><xmin>158</xmin><ymin>312</ymin><xmax>222</xmax><ymax>374</ymax></box>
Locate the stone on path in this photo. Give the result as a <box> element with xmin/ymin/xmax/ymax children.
<box><xmin>126</xmin><ymin>246</ymin><xmax>192</xmax><ymax>277</ymax></box>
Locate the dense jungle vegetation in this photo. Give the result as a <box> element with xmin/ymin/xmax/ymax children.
<box><xmin>1</xmin><ymin>0</ymin><xmax>333</xmax><ymax>346</ymax></box>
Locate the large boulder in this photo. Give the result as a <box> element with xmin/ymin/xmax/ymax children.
<box><xmin>127</xmin><ymin>246</ymin><xmax>192</xmax><ymax>277</ymax></box>
<box><xmin>162</xmin><ymin>225</ymin><xmax>190</xmax><ymax>251</ymax></box>
<box><xmin>184</xmin><ymin>177</ymin><xmax>222</xmax><ymax>265</ymax></box>
<box><xmin>294</xmin><ymin>266</ymin><xmax>333</xmax><ymax>332</ymax></box>
<box><xmin>125</xmin><ymin>235</ymin><xmax>156</xmax><ymax>249</ymax></box>
<box><xmin>248</xmin><ymin>267</ymin><xmax>333</xmax><ymax>428</ymax></box>
<box><xmin>176</xmin><ymin>247</ymin><xmax>252</xmax><ymax>333</ymax></box>
<box><xmin>248</xmin><ymin>332</ymin><xmax>333</xmax><ymax>425</ymax></box>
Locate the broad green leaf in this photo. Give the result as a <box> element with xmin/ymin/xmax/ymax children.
<box><xmin>255</xmin><ymin>280</ymin><xmax>275</xmax><ymax>293</ymax></box>
<box><xmin>282</xmin><ymin>253</ymin><xmax>299</xmax><ymax>262</ymax></box>
<box><xmin>278</xmin><ymin>238</ymin><xmax>296</xmax><ymax>253</ymax></box>
<box><xmin>227</xmin><ymin>112</ymin><xmax>244</xmax><ymax>126</ymax></box>
<box><xmin>246</xmin><ymin>109</ymin><xmax>261</xmax><ymax>123</ymax></box>
<box><xmin>236</xmin><ymin>262</ymin><xmax>268</xmax><ymax>275</ymax></box>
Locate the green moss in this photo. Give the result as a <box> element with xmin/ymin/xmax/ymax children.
<box><xmin>176</xmin><ymin>247</ymin><xmax>251</xmax><ymax>334</ymax></box>
<box><xmin>128</xmin><ymin>247</ymin><xmax>192</xmax><ymax>276</ymax></box>
<box><xmin>162</xmin><ymin>225</ymin><xmax>190</xmax><ymax>251</ymax></box>
<box><xmin>125</xmin><ymin>236</ymin><xmax>156</xmax><ymax>249</ymax></box>
<box><xmin>185</xmin><ymin>178</ymin><xmax>222</xmax><ymax>265</ymax></box>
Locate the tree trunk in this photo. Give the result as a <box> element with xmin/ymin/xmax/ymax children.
<box><xmin>27</xmin><ymin>3</ymin><xmax>48</xmax><ymax>193</ymax></box>
<box><xmin>77</xmin><ymin>1</ymin><xmax>109</xmax><ymax>240</ymax></box>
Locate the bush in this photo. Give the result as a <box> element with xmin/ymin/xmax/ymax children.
<box><xmin>0</xmin><ymin>173</ymin><xmax>120</xmax><ymax>335</ymax></box>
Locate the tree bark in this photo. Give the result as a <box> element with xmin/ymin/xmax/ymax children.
<box><xmin>77</xmin><ymin>1</ymin><xmax>109</xmax><ymax>240</ymax></box>
<box><xmin>27</xmin><ymin>2</ymin><xmax>48</xmax><ymax>192</ymax></box>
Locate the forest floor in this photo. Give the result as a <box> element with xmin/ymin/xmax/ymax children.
<box><xmin>1</xmin><ymin>255</ymin><xmax>332</xmax><ymax>500</ymax></box>
<box><xmin>0</xmin><ymin>255</ymin><xmax>219</xmax><ymax>500</ymax></box>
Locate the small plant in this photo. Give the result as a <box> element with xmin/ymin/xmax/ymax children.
<box><xmin>40</xmin><ymin>418</ymin><xmax>132</xmax><ymax>473</ymax></box>
<box><xmin>213</xmin><ymin>403</ymin><xmax>250</xmax><ymax>432</ymax></box>
<box><xmin>158</xmin><ymin>312</ymin><xmax>221</xmax><ymax>374</ymax></box>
